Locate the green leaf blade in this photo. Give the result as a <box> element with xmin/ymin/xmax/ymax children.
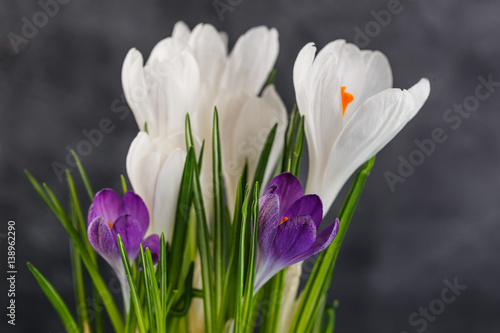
<box><xmin>28</xmin><ymin>262</ymin><xmax>80</xmax><ymax>333</ymax></box>
<box><xmin>212</xmin><ymin>108</ymin><xmax>225</xmax><ymax>328</ymax></box>
<box><xmin>189</xmin><ymin>150</ymin><xmax>216</xmax><ymax>333</ymax></box>
<box><xmin>118</xmin><ymin>235</ymin><xmax>146</xmax><ymax>333</ymax></box>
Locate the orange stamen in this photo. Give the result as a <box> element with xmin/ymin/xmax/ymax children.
<box><xmin>341</xmin><ymin>86</ymin><xmax>354</xmax><ymax>116</ymax></box>
<box><xmin>108</xmin><ymin>221</ymin><xmax>114</xmax><ymax>230</ymax></box>
<box><xmin>278</xmin><ymin>217</ymin><xmax>289</xmax><ymax>226</ymax></box>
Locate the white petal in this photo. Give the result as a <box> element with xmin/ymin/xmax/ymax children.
<box><xmin>222</xmin><ymin>26</ymin><xmax>279</xmax><ymax>95</ymax></box>
<box><xmin>408</xmin><ymin>78</ymin><xmax>431</xmax><ymax>115</ymax></box>
<box><xmin>172</xmin><ymin>21</ymin><xmax>191</xmax><ymax>41</ymax></box>
<box><xmin>187</xmin><ymin>24</ymin><xmax>227</xmax><ymax>138</ymax></box>
<box><xmin>316</xmin><ymin>89</ymin><xmax>415</xmax><ymax>214</ymax></box>
<box><xmin>304</xmin><ymin>50</ymin><xmax>343</xmax><ymax>180</ymax></box>
<box><xmin>152</xmin><ymin>148</ymin><xmax>186</xmax><ymax>241</ymax></box>
<box><xmin>144</xmin><ymin>49</ymin><xmax>200</xmax><ymax>136</ymax></box>
<box><xmin>126</xmin><ymin>132</ymin><xmax>161</xmax><ymax>221</ymax></box>
<box><xmin>151</xmin><ymin>132</ymin><xmax>186</xmax><ymax>160</ymax></box>
<box><xmin>344</xmin><ymin>50</ymin><xmax>393</xmax><ymax>122</ymax></box>
<box><xmin>126</xmin><ymin>131</ymin><xmax>151</xmax><ymax>173</ymax></box>
<box><xmin>217</xmin><ymin>92</ymin><xmax>249</xmax><ymax>206</ymax></box>
<box><xmin>293</xmin><ymin>42</ymin><xmax>316</xmax><ymax>122</ymax></box>
<box><xmin>369</xmin><ymin>78</ymin><xmax>430</xmax><ymax>154</ymax></box>
<box><xmin>188</xmin><ymin>24</ymin><xmax>227</xmax><ymax>87</ymax></box>
<box><xmin>122</xmin><ymin>49</ymin><xmax>152</xmax><ymax>133</ymax></box>
<box><xmin>146</xmin><ymin>37</ymin><xmax>189</xmax><ymax>66</ymax></box>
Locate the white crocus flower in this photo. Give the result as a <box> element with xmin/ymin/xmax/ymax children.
<box><xmin>122</xmin><ymin>22</ymin><xmax>286</xmax><ymax>238</ymax></box>
<box><xmin>294</xmin><ymin>41</ymin><xmax>430</xmax><ymax>215</ymax></box>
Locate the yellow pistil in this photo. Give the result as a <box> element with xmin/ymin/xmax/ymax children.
<box><xmin>108</xmin><ymin>221</ymin><xmax>114</xmax><ymax>230</ymax></box>
<box><xmin>278</xmin><ymin>216</ymin><xmax>289</xmax><ymax>226</ymax></box>
<box><xmin>341</xmin><ymin>86</ymin><xmax>354</xmax><ymax>116</ymax></box>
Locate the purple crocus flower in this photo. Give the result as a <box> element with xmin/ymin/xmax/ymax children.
<box><xmin>254</xmin><ymin>173</ymin><xmax>339</xmax><ymax>292</ymax></box>
<box><xmin>87</xmin><ymin>188</ymin><xmax>160</xmax><ymax>310</ymax></box>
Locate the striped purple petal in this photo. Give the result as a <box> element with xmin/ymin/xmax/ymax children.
<box><xmin>257</xmin><ymin>193</ymin><xmax>280</xmax><ymax>256</ymax></box>
<box><xmin>111</xmin><ymin>214</ymin><xmax>144</xmax><ymax>262</ymax></box>
<box><xmin>122</xmin><ymin>191</ymin><xmax>150</xmax><ymax>233</ymax></box>
<box><xmin>282</xmin><ymin>194</ymin><xmax>323</xmax><ymax>228</ymax></box>
<box><xmin>88</xmin><ymin>189</ymin><xmax>122</xmax><ymax>226</ymax></box>
<box><xmin>88</xmin><ymin>216</ymin><xmax>119</xmax><ymax>263</ymax></box>
<box><xmin>271</xmin><ymin>215</ymin><xmax>317</xmax><ymax>261</ymax></box>
<box><xmin>283</xmin><ymin>218</ymin><xmax>339</xmax><ymax>266</ymax></box>
<box><xmin>263</xmin><ymin>172</ymin><xmax>303</xmax><ymax>217</ymax></box>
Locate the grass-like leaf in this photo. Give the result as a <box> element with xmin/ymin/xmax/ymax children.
<box><xmin>240</xmin><ymin>182</ymin><xmax>260</xmax><ymax>333</ymax></box>
<box><xmin>185</xmin><ymin>113</ymin><xmax>195</xmax><ymax>150</ymax></box>
<box><xmin>70</xmin><ymin>150</ymin><xmax>94</xmax><ymax>201</ymax></box>
<box><xmin>234</xmin><ymin>184</ymin><xmax>250</xmax><ymax>333</ymax></box>
<box><xmin>145</xmin><ymin>247</ymin><xmax>164</xmax><ymax>333</ymax></box>
<box><xmin>291</xmin><ymin>115</ymin><xmax>305</xmax><ymax>176</ymax></box>
<box><xmin>27</xmin><ymin>262</ymin><xmax>80</xmax><ymax>333</ymax></box>
<box><xmin>212</xmin><ymin>108</ymin><xmax>225</xmax><ymax>326</ymax></box>
<box><xmin>139</xmin><ymin>245</ymin><xmax>156</xmax><ymax>331</ymax></box>
<box><xmin>159</xmin><ymin>233</ymin><xmax>168</xmax><ymax>319</ymax></box>
<box><xmin>198</xmin><ymin>139</ymin><xmax>205</xmax><ymax>170</ymax></box>
<box><xmin>121</xmin><ymin>174</ymin><xmax>128</xmax><ymax>194</ymax></box>
<box><xmin>169</xmin><ymin>147</ymin><xmax>195</xmax><ymax>287</ymax></box>
<box><xmin>322</xmin><ymin>302</ymin><xmax>338</xmax><ymax>333</ymax></box>
<box><xmin>282</xmin><ymin>106</ymin><xmax>299</xmax><ymax>172</ymax></box>
<box><xmin>117</xmin><ymin>235</ymin><xmax>146</xmax><ymax>333</ymax></box>
<box><xmin>220</xmin><ymin>175</ymin><xmax>245</xmax><ymax>321</ymax></box>
<box><xmin>189</xmin><ymin>149</ymin><xmax>216</xmax><ymax>333</ymax></box>
<box><xmin>69</xmin><ymin>202</ymin><xmax>88</xmax><ymax>332</ymax></box>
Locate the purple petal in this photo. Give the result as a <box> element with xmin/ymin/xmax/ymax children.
<box><xmin>264</xmin><ymin>173</ymin><xmax>303</xmax><ymax>217</ymax></box>
<box><xmin>122</xmin><ymin>191</ymin><xmax>149</xmax><ymax>233</ymax></box>
<box><xmin>285</xmin><ymin>218</ymin><xmax>340</xmax><ymax>266</ymax></box>
<box><xmin>271</xmin><ymin>215</ymin><xmax>317</xmax><ymax>262</ymax></box>
<box><xmin>283</xmin><ymin>194</ymin><xmax>323</xmax><ymax>228</ymax></box>
<box><xmin>257</xmin><ymin>194</ymin><xmax>280</xmax><ymax>257</ymax></box>
<box><xmin>254</xmin><ymin>216</ymin><xmax>316</xmax><ymax>292</ymax></box>
<box><xmin>89</xmin><ymin>189</ymin><xmax>122</xmax><ymax>226</ymax></box>
<box><xmin>88</xmin><ymin>203</ymin><xmax>95</xmax><ymax>227</ymax></box>
<box><xmin>111</xmin><ymin>214</ymin><xmax>143</xmax><ymax>262</ymax></box>
<box><xmin>141</xmin><ymin>234</ymin><xmax>160</xmax><ymax>265</ymax></box>
<box><xmin>88</xmin><ymin>216</ymin><xmax>119</xmax><ymax>263</ymax></box>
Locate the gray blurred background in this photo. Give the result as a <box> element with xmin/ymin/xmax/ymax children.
<box><xmin>1</xmin><ymin>0</ymin><xmax>500</xmax><ymax>332</ymax></box>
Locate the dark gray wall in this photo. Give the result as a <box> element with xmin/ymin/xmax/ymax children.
<box><xmin>1</xmin><ymin>0</ymin><xmax>499</xmax><ymax>332</ymax></box>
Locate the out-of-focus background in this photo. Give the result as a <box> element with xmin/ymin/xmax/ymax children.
<box><xmin>1</xmin><ymin>0</ymin><xmax>499</xmax><ymax>332</ymax></box>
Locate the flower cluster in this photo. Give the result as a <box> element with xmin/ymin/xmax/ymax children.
<box><xmin>27</xmin><ymin>20</ymin><xmax>430</xmax><ymax>333</ymax></box>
